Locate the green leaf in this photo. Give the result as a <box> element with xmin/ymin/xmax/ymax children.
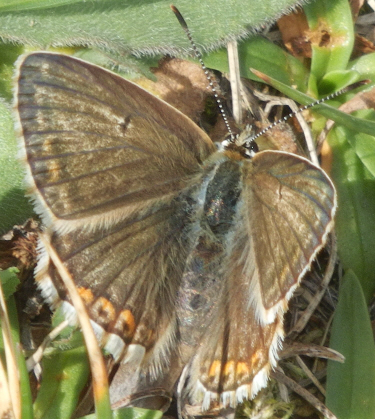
<box><xmin>0</xmin><ymin>98</ymin><xmax>35</xmax><ymax>234</ymax></box>
<box><xmin>0</xmin><ymin>272</ymin><xmax>34</xmax><ymax>419</ymax></box>
<box><xmin>48</xmin><ymin>311</ymin><xmax>113</xmax><ymax>419</ymax></box>
<box><xmin>204</xmin><ymin>36</ymin><xmax>309</xmax><ymax>92</ymax></box>
<box><xmin>326</xmin><ymin>270</ymin><xmax>375</xmax><ymax>419</ymax></box>
<box><xmin>0</xmin><ymin>267</ymin><xmax>20</xmax><ymax>299</ymax></box>
<box><xmin>0</xmin><ymin>0</ymin><xmax>82</xmax><ymax>12</ymax></box>
<box><xmin>33</xmin><ymin>346</ymin><xmax>90</xmax><ymax>419</ymax></box>
<box><xmin>318</xmin><ymin>69</ymin><xmax>363</xmax><ymax>95</ymax></box>
<box><xmin>0</xmin><ymin>0</ymin><xmax>307</xmax><ymax>56</ymax></box>
<box><xmin>9</xmin><ymin>296</ymin><xmax>34</xmax><ymax>419</ymax></box>
<box><xmin>328</xmin><ymin>121</ymin><xmax>375</xmax><ymax>302</ymax></box>
<box><xmin>0</xmin><ymin>42</ymin><xmax>24</xmax><ymax>101</ymax></box>
<box><xmin>346</xmin><ymin>110</ymin><xmax>375</xmax><ymax>178</ymax></box>
<box><xmin>350</xmin><ymin>52</ymin><xmax>375</xmax><ymax>84</ymax></box>
<box><xmin>304</xmin><ymin>0</ymin><xmax>355</xmax><ymax>86</ymax></box>
<box><xmin>80</xmin><ymin>406</ymin><xmax>163</xmax><ymax>419</ymax></box>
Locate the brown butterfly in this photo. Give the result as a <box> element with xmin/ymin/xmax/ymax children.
<box><xmin>15</xmin><ymin>50</ymin><xmax>336</xmax><ymax>411</ymax></box>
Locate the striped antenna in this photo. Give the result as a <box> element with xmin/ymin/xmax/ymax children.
<box><xmin>244</xmin><ymin>80</ymin><xmax>368</xmax><ymax>149</ymax></box>
<box><xmin>171</xmin><ymin>5</ymin><xmax>236</xmax><ymax>141</ymax></box>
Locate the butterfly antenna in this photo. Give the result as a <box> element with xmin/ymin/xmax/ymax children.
<box><xmin>246</xmin><ymin>80</ymin><xmax>369</xmax><ymax>146</ymax></box>
<box><xmin>171</xmin><ymin>5</ymin><xmax>236</xmax><ymax>142</ymax></box>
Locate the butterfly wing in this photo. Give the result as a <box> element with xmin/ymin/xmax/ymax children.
<box><xmin>186</xmin><ymin>150</ymin><xmax>336</xmax><ymax>408</ymax></box>
<box><xmin>15</xmin><ymin>52</ymin><xmax>216</xmax><ymax>369</ymax></box>
<box><xmin>245</xmin><ymin>150</ymin><xmax>336</xmax><ymax>324</ymax></box>
<box><xmin>16</xmin><ymin>52</ymin><xmax>214</xmax><ymax>226</ymax></box>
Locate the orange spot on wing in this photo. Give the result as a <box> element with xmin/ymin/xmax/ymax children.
<box><xmin>78</xmin><ymin>287</ymin><xmax>94</xmax><ymax>304</ymax></box>
<box><xmin>118</xmin><ymin>309</ymin><xmax>136</xmax><ymax>336</ymax></box>
<box><xmin>208</xmin><ymin>360</ymin><xmax>221</xmax><ymax>378</ymax></box>
<box><xmin>96</xmin><ymin>297</ymin><xmax>116</xmax><ymax>322</ymax></box>
<box><xmin>223</xmin><ymin>360</ymin><xmax>235</xmax><ymax>376</ymax></box>
<box><xmin>236</xmin><ymin>361</ymin><xmax>250</xmax><ymax>376</ymax></box>
<box><xmin>250</xmin><ymin>349</ymin><xmax>266</xmax><ymax>372</ymax></box>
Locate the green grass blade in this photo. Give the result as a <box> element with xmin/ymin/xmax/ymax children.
<box><xmin>326</xmin><ymin>270</ymin><xmax>375</xmax><ymax>419</ymax></box>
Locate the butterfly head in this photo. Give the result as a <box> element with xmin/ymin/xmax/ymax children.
<box><xmin>219</xmin><ymin>128</ymin><xmax>260</xmax><ymax>159</ymax></box>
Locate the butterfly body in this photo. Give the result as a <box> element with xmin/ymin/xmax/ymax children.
<box><xmin>15</xmin><ymin>52</ymin><xmax>336</xmax><ymax>410</ymax></box>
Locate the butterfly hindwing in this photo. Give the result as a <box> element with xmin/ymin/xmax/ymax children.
<box><xmin>245</xmin><ymin>150</ymin><xmax>336</xmax><ymax>324</ymax></box>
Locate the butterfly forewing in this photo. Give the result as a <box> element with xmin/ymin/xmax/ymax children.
<box><xmin>16</xmin><ymin>52</ymin><xmax>215</xmax><ymax>225</ymax></box>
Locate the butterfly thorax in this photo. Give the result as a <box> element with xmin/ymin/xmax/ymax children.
<box><xmin>204</xmin><ymin>158</ymin><xmax>242</xmax><ymax>236</ymax></box>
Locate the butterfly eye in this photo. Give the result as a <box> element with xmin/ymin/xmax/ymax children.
<box><xmin>244</xmin><ymin>140</ymin><xmax>259</xmax><ymax>158</ymax></box>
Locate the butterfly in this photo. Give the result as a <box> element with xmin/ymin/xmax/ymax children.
<box><xmin>15</xmin><ymin>51</ymin><xmax>336</xmax><ymax>411</ymax></box>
